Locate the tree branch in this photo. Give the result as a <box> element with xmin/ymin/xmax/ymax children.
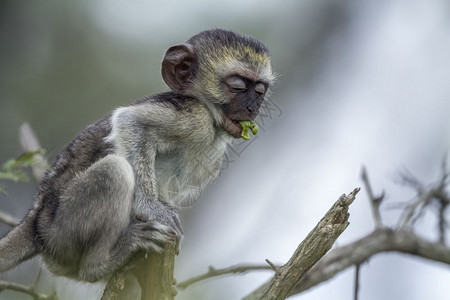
<box><xmin>168</xmin><ymin>168</ymin><xmax>450</xmax><ymax>299</ymax></box>
<box><xmin>397</xmin><ymin>168</ymin><xmax>450</xmax><ymax>231</ymax></box>
<box><xmin>361</xmin><ymin>166</ymin><xmax>384</xmax><ymax>229</ymax></box>
<box><xmin>0</xmin><ymin>280</ymin><xmax>54</xmax><ymax>300</ymax></box>
<box><xmin>19</xmin><ymin>123</ymin><xmax>49</xmax><ymax>182</ymax></box>
<box><xmin>136</xmin><ymin>245</ymin><xmax>176</xmax><ymax>300</ymax></box>
<box><xmin>19</xmin><ymin>123</ymin><xmax>48</xmax><ymax>183</ymax></box>
<box><xmin>353</xmin><ymin>264</ymin><xmax>360</xmax><ymax>300</ymax></box>
<box><xmin>177</xmin><ymin>264</ymin><xmax>275</xmax><ymax>290</ymax></box>
<box><xmin>176</xmin><ymin>227</ymin><xmax>450</xmax><ymax>298</ymax></box>
<box><xmin>288</xmin><ymin>228</ymin><xmax>450</xmax><ymax>296</ymax></box>
<box><xmin>0</xmin><ymin>123</ymin><xmax>47</xmax><ymax>228</ymax></box>
<box><xmin>0</xmin><ymin>211</ymin><xmax>19</xmax><ymax>227</ymax></box>
<box><xmin>102</xmin><ymin>245</ymin><xmax>177</xmax><ymax>300</ymax></box>
<box><xmin>243</xmin><ymin>188</ymin><xmax>360</xmax><ymax>300</ymax></box>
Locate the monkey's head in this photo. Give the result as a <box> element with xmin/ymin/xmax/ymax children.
<box><xmin>162</xmin><ymin>29</ymin><xmax>275</xmax><ymax>139</ymax></box>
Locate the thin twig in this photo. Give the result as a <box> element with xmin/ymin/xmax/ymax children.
<box><xmin>397</xmin><ymin>168</ymin><xmax>424</xmax><ymax>193</ymax></box>
<box><xmin>177</xmin><ymin>264</ymin><xmax>275</xmax><ymax>290</ymax></box>
<box><xmin>353</xmin><ymin>264</ymin><xmax>360</xmax><ymax>300</ymax></box>
<box><xmin>19</xmin><ymin>123</ymin><xmax>48</xmax><ymax>183</ymax></box>
<box><xmin>397</xmin><ymin>167</ymin><xmax>433</xmax><ymax>229</ymax></box>
<box><xmin>438</xmin><ymin>202</ymin><xmax>447</xmax><ymax>244</ymax></box>
<box><xmin>0</xmin><ymin>280</ymin><xmax>54</xmax><ymax>300</ymax></box>
<box><xmin>398</xmin><ymin>176</ymin><xmax>449</xmax><ymax>230</ymax></box>
<box><xmin>0</xmin><ymin>210</ymin><xmax>19</xmax><ymax>227</ymax></box>
<box><xmin>265</xmin><ymin>259</ymin><xmax>280</xmax><ymax>275</ymax></box>
<box><xmin>436</xmin><ymin>160</ymin><xmax>450</xmax><ymax>244</ymax></box>
<box><xmin>439</xmin><ymin>155</ymin><xmax>448</xmax><ymax>188</ymax></box>
<box><xmin>32</xmin><ymin>268</ymin><xmax>43</xmax><ymax>291</ymax></box>
<box><xmin>361</xmin><ymin>167</ymin><xmax>383</xmax><ymax>228</ymax></box>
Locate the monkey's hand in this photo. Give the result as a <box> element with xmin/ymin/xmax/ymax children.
<box><xmin>135</xmin><ymin>200</ymin><xmax>183</xmax><ymax>253</ymax></box>
<box><xmin>129</xmin><ymin>220</ymin><xmax>179</xmax><ymax>253</ymax></box>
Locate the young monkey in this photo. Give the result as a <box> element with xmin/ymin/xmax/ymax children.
<box><xmin>0</xmin><ymin>29</ymin><xmax>275</xmax><ymax>282</ymax></box>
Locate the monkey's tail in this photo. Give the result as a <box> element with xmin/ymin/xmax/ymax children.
<box><xmin>0</xmin><ymin>210</ymin><xmax>38</xmax><ymax>272</ymax></box>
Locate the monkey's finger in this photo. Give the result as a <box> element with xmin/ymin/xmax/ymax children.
<box><xmin>137</xmin><ymin>221</ymin><xmax>177</xmax><ymax>242</ymax></box>
<box><xmin>143</xmin><ymin>229</ymin><xmax>176</xmax><ymax>244</ymax></box>
<box><xmin>172</xmin><ymin>216</ymin><xmax>184</xmax><ymax>235</ymax></box>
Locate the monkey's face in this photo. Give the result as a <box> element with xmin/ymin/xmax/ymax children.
<box><xmin>220</xmin><ymin>75</ymin><xmax>268</xmax><ymax>138</ymax></box>
<box><xmin>161</xmin><ymin>29</ymin><xmax>274</xmax><ymax>139</ymax></box>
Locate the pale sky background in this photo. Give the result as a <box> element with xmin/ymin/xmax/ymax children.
<box><xmin>0</xmin><ymin>0</ymin><xmax>449</xmax><ymax>299</ymax></box>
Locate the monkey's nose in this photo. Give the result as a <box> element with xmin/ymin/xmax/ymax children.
<box><xmin>246</xmin><ymin>103</ymin><xmax>259</xmax><ymax>116</ymax></box>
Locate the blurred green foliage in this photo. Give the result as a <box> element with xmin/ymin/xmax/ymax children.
<box><xmin>0</xmin><ymin>150</ymin><xmax>45</xmax><ymax>194</ymax></box>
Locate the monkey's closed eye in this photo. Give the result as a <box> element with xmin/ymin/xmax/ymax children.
<box><xmin>225</xmin><ymin>76</ymin><xmax>247</xmax><ymax>92</ymax></box>
<box><xmin>255</xmin><ymin>82</ymin><xmax>266</xmax><ymax>95</ymax></box>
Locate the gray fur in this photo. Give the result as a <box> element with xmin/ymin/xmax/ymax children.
<box><xmin>0</xmin><ymin>93</ymin><xmax>229</xmax><ymax>282</ymax></box>
<box><xmin>0</xmin><ymin>29</ymin><xmax>273</xmax><ymax>283</ymax></box>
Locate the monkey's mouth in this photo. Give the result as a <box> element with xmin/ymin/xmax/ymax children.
<box><xmin>222</xmin><ymin>118</ymin><xmax>259</xmax><ymax>140</ymax></box>
<box><xmin>222</xmin><ymin>118</ymin><xmax>243</xmax><ymax>138</ymax></box>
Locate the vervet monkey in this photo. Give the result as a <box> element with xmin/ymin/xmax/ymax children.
<box><xmin>0</xmin><ymin>29</ymin><xmax>274</xmax><ymax>282</ymax></box>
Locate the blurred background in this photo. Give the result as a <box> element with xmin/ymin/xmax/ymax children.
<box><xmin>1</xmin><ymin>0</ymin><xmax>450</xmax><ymax>299</ymax></box>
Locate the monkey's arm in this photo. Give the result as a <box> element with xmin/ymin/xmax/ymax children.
<box><xmin>107</xmin><ymin>103</ymin><xmax>183</xmax><ymax>235</ymax></box>
<box><xmin>108</xmin><ymin>105</ymin><xmax>162</xmax><ymax>199</ymax></box>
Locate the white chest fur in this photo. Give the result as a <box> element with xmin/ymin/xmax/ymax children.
<box><xmin>155</xmin><ymin>134</ymin><xmax>229</xmax><ymax>206</ymax></box>
<box><xmin>106</xmin><ymin>99</ymin><xmax>232</xmax><ymax>207</ymax></box>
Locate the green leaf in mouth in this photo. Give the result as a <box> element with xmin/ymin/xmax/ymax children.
<box><xmin>238</xmin><ymin>121</ymin><xmax>259</xmax><ymax>140</ymax></box>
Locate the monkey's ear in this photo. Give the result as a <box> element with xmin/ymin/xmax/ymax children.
<box><xmin>162</xmin><ymin>43</ymin><xmax>197</xmax><ymax>94</ymax></box>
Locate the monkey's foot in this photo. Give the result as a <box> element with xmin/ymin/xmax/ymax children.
<box><xmin>238</xmin><ymin>121</ymin><xmax>259</xmax><ymax>140</ymax></box>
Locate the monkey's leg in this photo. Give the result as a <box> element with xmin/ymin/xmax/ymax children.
<box><xmin>51</xmin><ymin>154</ymin><xmax>174</xmax><ymax>282</ymax></box>
<box><xmin>78</xmin><ymin>217</ymin><xmax>176</xmax><ymax>282</ymax></box>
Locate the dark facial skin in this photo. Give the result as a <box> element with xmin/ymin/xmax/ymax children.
<box><xmin>220</xmin><ymin>75</ymin><xmax>268</xmax><ymax>138</ymax></box>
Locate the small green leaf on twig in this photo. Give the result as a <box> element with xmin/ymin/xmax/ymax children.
<box><xmin>0</xmin><ymin>150</ymin><xmax>46</xmax><ymax>194</ymax></box>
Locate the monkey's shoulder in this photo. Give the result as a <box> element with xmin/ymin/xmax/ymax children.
<box><xmin>132</xmin><ymin>92</ymin><xmax>194</xmax><ymax>110</ymax></box>
<box><xmin>125</xmin><ymin>92</ymin><xmax>215</xmax><ymax>141</ymax></box>
<box><xmin>133</xmin><ymin>92</ymin><xmax>211</xmax><ymax>119</ymax></box>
